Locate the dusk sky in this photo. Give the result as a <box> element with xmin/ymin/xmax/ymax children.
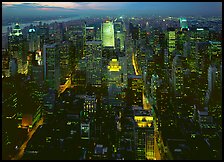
<box><xmin>2</xmin><ymin>2</ymin><xmax>222</xmax><ymax>18</ymax></box>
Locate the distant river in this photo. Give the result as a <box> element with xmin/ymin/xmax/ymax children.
<box><xmin>2</xmin><ymin>16</ymin><xmax>85</xmax><ymax>34</ymax></box>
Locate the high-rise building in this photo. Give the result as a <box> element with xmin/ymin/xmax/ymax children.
<box><xmin>85</xmin><ymin>26</ymin><xmax>95</xmax><ymax>42</ymax></box>
<box><xmin>43</xmin><ymin>43</ymin><xmax>60</xmax><ymax>90</ymax></box>
<box><xmin>8</xmin><ymin>23</ymin><xmax>26</xmax><ymax>74</ymax></box>
<box><xmin>133</xmin><ymin>107</ymin><xmax>154</xmax><ymax>160</ymax></box>
<box><xmin>28</xmin><ymin>28</ymin><xmax>39</xmax><ymax>52</ymax></box>
<box><xmin>85</xmin><ymin>41</ymin><xmax>103</xmax><ymax>87</ymax></box>
<box><xmin>9</xmin><ymin>58</ymin><xmax>18</xmax><ymax>76</ymax></box>
<box><xmin>128</xmin><ymin>75</ymin><xmax>143</xmax><ymax>107</ymax></box>
<box><xmin>167</xmin><ymin>28</ymin><xmax>176</xmax><ymax>59</ymax></box>
<box><xmin>172</xmin><ymin>55</ymin><xmax>184</xmax><ymax>97</ymax></box>
<box><xmin>207</xmin><ymin>64</ymin><xmax>217</xmax><ymax>96</ymax></box>
<box><xmin>2</xmin><ymin>49</ymin><xmax>10</xmax><ymax>78</ymax></box>
<box><xmin>102</xmin><ymin>20</ymin><xmax>115</xmax><ymax>48</ymax></box>
<box><xmin>83</xmin><ymin>95</ymin><xmax>97</xmax><ymax>119</ymax></box>
<box><xmin>118</xmin><ymin>56</ymin><xmax>128</xmax><ymax>88</ymax></box>
<box><xmin>59</xmin><ymin>41</ymin><xmax>71</xmax><ymax>84</ymax></box>
<box><xmin>208</xmin><ymin>41</ymin><xmax>222</xmax><ymax>65</ymax></box>
<box><xmin>171</xmin><ymin>55</ymin><xmax>185</xmax><ymax>116</ymax></box>
<box><xmin>179</xmin><ymin>18</ymin><xmax>189</xmax><ymax>31</ymax></box>
<box><xmin>107</xmin><ymin>59</ymin><xmax>122</xmax><ymax>106</ymax></box>
<box><xmin>114</xmin><ymin>20</ymin><xmax>125</xmax><ymax>52</ymax></box>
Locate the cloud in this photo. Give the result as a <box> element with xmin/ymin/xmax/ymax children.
<box><xmin>2</xmin><ymin>2</ymin><xmax>222</xmax><ymax>17</ymax></box>
<box><xmin>2</xmin><ymin>2</ymin><xmax>129</xmax><ymax>10</ymax></box>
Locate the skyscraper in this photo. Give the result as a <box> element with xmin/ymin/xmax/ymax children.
<box><xmin>28</xmin><ymin>28</ymin><xmax>39</xmax><ymax>52</ymax></box>
<box><xmin>128</xmin><ymin>75</ymin><xmax>143</xmax><ymax>107</ymax></box>
<box><xmin>43</xmin><ymin>43</ymin><xmax>60</xmax><ymax>90</ymax></box>
<box><xmin>107</xmin><ymin>59</ymin><xmax>122</xmax><ymax>106</ymax></box>
<box><xmin>102</xmin><ymin>20</ymin><xmax>115</xmax><ymax>48</ymax></box>
<box><xmin>179</xmin><ymin>18</ymin><xmax>189</xmax><ymax>31</ymax></box>
<box><xmin>8</xmin><ymin>23</ymin><xmax>26</xmax><ymax>74</ymax></box>
<box><xmin>85</xmin><ymin>40</ymin><xmax>103</xmax><ymax>87</ymax></box>
<box><xmin>167</xmin><ymin>28</ymin><xmax>176</xmax><ymax>58</ymax></box>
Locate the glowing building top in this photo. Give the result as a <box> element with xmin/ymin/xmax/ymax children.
<box><xmin>28</xmin><ymin>28</ymin><xmax>36</xmax><ymax>33</ymax></box>
<box><xmin>179</xmin><ymin>18</ymin><xmax>189</xmax><ymax>31</ymax></box>
<box><xmin>10</xmin><ymin>23</ymin><xmax>23</xmax><ymax>36</ymax></box>
<box><xmin>108</xmin><ymin>59</ymin><xmax>121</xmax><ymax>72</ymax></box>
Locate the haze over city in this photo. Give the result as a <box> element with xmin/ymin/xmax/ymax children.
<box><xmin>2</xmin><ymin>2</ymin><xmax>222</xmax><ymax>18</ymax></box>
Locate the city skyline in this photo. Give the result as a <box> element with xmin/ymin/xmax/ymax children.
<box><xmin>2</xmin><ymin>2</ymin><xmax>222</xmax><ymax>160</ymax></box>
<box><xmin>2</xmin><ymin>2</ymin><xmax>222</xmax><ymax>18</ymax></box>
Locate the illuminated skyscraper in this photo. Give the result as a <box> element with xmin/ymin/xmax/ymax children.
<box><xmin>84</xmin><ymin>26</ymin><xmax>95</xmax><ymax>42</ymax></box>
<box><xmin>172</xmin><ymin>55</ymin><xmax>185</xmax><ymax>117</ymax></box>
<box><xmin>8</xmin><ymin>23</ymin><xmax>26</xmax><ymax>74</ymax></box>
<box><xmin>114</xmin><ymin>19</ymin><xmax>125</xmax><ymax>52</ymax></box>
<box><xmin>28</xmin><ymin>28</ymin><xmax>39</xmax><ymax>52</ymax></box>
<box><xmin>85</xmin><ymin>40</ymin><xmax>102</xmax><ymax>87</ymax></box>
<box><xmin>2</xmin><ymin>49</ymin><xmax>10</xmax><ymax>78</ymax></box>
<box><xmin>179</xmin><ymin>18</ymin><xmax>188</xmax><ymax>31</ymax></box>
<box><xmin>59</xmin><ymin>41</ymin><xmax>71</xmax><ymax>84</ymax></box>
<box><xmin>128</xmin><ymin>75</ymin><xmax>143</xmax><ymax>107</ymax></box>
<box><xmin>167</xmin><ymin>28</ymin><xmax>176</xmax><ymax>57</ymax></box>
<box><xmin>102</xmin><ymin>20</ymin><xmax>115</xmax><ymax>48</ymax></box>
<box><xmin>134</xmin><ymin>107</ymin><xmax>154</xmax><ymax>160</ymax></box>
<box><xmin>83</xmin><ymin>95</ymin><xmax>97</xmax><ymax>119</ymax></box>
<box><xmin>107</xmin><ymin>59</ymin><xmax>122</xmax><ymax>106</ymax></box>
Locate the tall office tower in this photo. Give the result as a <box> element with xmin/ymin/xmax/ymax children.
<box><xmin>43</xmin><ymin>43</ymin><xmax>60</xmax><ymax>90</ymax></box>
<box><xmin>2</xmin><ymin>49</ymin><xmax>10</xmax><ymax>78</ymax></box>
<box><xmin>47</xmin><ymin>22</ymin><xmax>61</xmax><ymax>43</ymax></box>
<box><xmin>95</xmin><ymin>26</ymin><xmax>102</xmax><ymax>41</ymax></box>
<box><xmin>114</xmin><ymin>20</ymin><xmax>125</xmax><ymax>52</ymax></box>
<box><xmin>38</xmin><ymin>23</ymin><xmax>49</xmax><ymax>50</ymax></box>
<box><xmin>118</xmin><ymin>56</ymin><xmax>128</xmax><ymax>88</ymax></box>
<box><xmin>164</xmin><ymin>49</ymin><xmax>169</xmax><ymax>68</ymax></box>
<box><xmin>85</xmin><ymin>41</ymin><xmax>103</xmax><ymax>87</ymax></box>
<box><xmin>107</xmin><ymin>59</ymin><xmax>122</xmax><ymax>106</ymax></box>
<box><xmin>150</xmin><ymin>74</ymin><xmax>159</xmax><ymax>106</ymax></box>
<box><xmin>167</xmin><ymin>28</ymin><xmax>176</xmax><ymax>62</ymax></box>
<box><xmin>133</xmin><ymin>107</ymin><xmax>154</xmax><ymax>160</ymax></box>
<box><xmin>48</xmin><ymin>25</ymin><xmax>56</xmax><ymax>43</ymax></box>
<box><xmin>102</xmin><ymin>20</ymin><xmax>115</xmax><ymax>48</ymax></box>
<box><xmin>208</xmin><ymin>41</ymin><xmax>222</xmax><ymax>65</ymax></box>
<box><xmin>9</xmin><ymin>58</ymin><xmax>18</xmax><ymax>76</ymax></box>
<box><xmin>30</xmin><ymin>50</ymin><xmax>44</xmax><ymax>85</ymax></box>
<box><xmin>84</xmin><ymin>26</ymin><xmax>95</xmax><ymax>42</ymax></box>
<box><xmin>179</xmin><ymin>18</ymin><xmax>189</xmax><ymax>31</ymax></box>
<box><xmin>28</xmin><ymin>28</ymin><xmax>39</xmax><ymax>52</ymax></box>
<box><xmin>207</xmin><ymin>64</ymin><xmax>217</xmax><ymax>96</ymax></box>
<box><xmin>195</xmin><ymin>42</ymin><xmax>210</xmax><ymax>72</ymax></box>
<box><xmin>8</xmin><ymin>23</ymin><xmax>26</xmax><ymax>74</ymax></box>
<box><xmin>83</xmin><ymin>95</ymin><xmax>97</xmax><ymax>119</ymax></box>
<box><xmin>172</xmin><ymin>55</ymin><xmax>184</xmax><ymax>115</ymax></box>
<box><xmin>183</xmin><ymin>70</ymin><xmax>198</xmax><ymax>119</ymax></box>
<box><xmin>176</xmin><ymin>30</ymin><xmax>189</xmax><ymax>54</ymax></box>
<box><xmin>127</xmin><ymin>75</ymin><xmax>143</xmax><ymax>107</ymax></box>
<box><xmin>156</xmin><ymin>82</ymin><xmax>170</xmax><ymax>115</ymax></box>
<box><xmin>59</xmin><ymin>41</ymin><xmax>71</xmax><ymax>84</ymax></box>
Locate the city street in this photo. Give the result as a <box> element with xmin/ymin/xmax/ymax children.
<box><xmin>11</xmin><ymin>117</ymin><xmax>44</xmax><ymax>160</ymax></box>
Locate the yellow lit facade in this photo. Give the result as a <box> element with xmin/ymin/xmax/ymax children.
<box><xmin>134</xmin><ymin>112</ymin><xmax>154</xmax><ymax>160</ymax></box>
<box><xmin>108</xmin><ymin>59</ymin><xmax>121</xmax><ymax>72</ymax></box>
<box><xmin>102</xmin><ymin>21</ymin><xmax>115</xmax><ymax>47</ymax></box>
